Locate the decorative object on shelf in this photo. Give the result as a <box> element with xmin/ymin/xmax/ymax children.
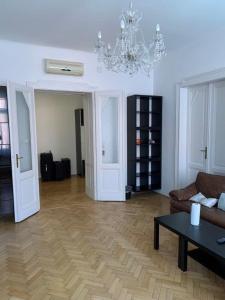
<box><xmin>136</xmin><ymin>138</ymin><xmax>141</xmax><ymax>145</ymax></box>
<box><xmin>94</xmin><ymin>2</ymin><xmax>166</xmax><ymax>76</ymax></box>
<box><xmin>191</xmin><ymin>203</ymin><xmax>201</xmax><ymax>226</ymax></box>
<box><xmin>127</xmin><ymin>95</ymin><xmax>162</xmax><ymax>192</ymax></box>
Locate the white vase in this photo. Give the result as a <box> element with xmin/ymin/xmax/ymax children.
<box><xmin>191</xmin><ymin>203</ymin><xmax>201</xmax><ymax>226</ymax></box>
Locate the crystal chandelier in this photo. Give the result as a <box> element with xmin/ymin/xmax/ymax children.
<box><xmin>94</xmin><ymin>2</ymin><xmax>166</xmax><ymax>76</ymax></box>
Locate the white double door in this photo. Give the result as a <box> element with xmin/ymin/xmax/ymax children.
<box><xmin>8</xmin><ymin>84</ymin><xmax>125</xmax><ymax>222</ymax></box>
<box><xmin>187</xmin><ymin>80</ymin><xmax>225</xmax><ymax>182</ymax></box>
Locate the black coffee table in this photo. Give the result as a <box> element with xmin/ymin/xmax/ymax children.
<box><xmin>154</xmin><ymin>212</ymin><xmax>225</xmax><ymax>278</ymax></box>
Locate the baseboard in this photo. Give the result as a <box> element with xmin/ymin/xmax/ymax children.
<box><xmin>155</xmin><ymin>188</ymin><xmax>169</xmax><ymax>197</ymax></box>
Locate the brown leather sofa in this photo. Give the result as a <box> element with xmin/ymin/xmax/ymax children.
<box><xmin>169</xmin><ymin>172</ymin><xmax>225</xmax><ymax>229</ymax></box>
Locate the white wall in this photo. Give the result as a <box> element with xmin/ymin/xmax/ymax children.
<box><xmin>154</xmin><ymin>28</ymin><xmax>225</xmax><ymax>195</ymax></box>
<box><xmin>3</xmin><ymin>34</ymin><xmax>224</xmax><ymax>196</ymax></box>
<box><xmin>0</xmin><ymin>39</ymin><xmax>153</xmax><ymax>94</ymax></box>
<box><xmin>0</xmin><ymin>38</ymin><xmax>153</xmax><ymax>191</ymax></box>
<box><xmin>35</xmin><ymin>91</ymin><xmax>83</xmax><ymax>176</ymax></box>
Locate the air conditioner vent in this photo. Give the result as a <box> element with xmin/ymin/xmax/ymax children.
<box><xmin>45</xmin><ymin>59</ymin><xmax>84</xmax><ymax>76</ymax></box>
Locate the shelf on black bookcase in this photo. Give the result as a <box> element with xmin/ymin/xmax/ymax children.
<box><xmin>136</xmin><ymin>111</ymin><xmax>149</xmax><ymax>114</ymax></box>
<box><xmin>136</xmin><ymin>171</ymin><xmax>161</xmax><ymax>177</ymax></box>
<box><xmin>136</xmin><ymin>111</ymin><xmax>161</xmax><ymax>115</ymax></box>
<box><xmin>136</xmin><ymin>126</ymin><xmax>161</xmax><ymax>132</ymax></box>
<box><xmin>136</xmin><ymin>156</ymin><xmax>161</xmax><ymax>162</ymax></box>
<box><xmin>136</xmin><ymin>140</ymin><xmax>161</xmax><ymax>146</ymax></box>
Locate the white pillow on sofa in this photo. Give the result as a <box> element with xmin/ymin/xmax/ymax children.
<box><xmin>189</xmin><ymin>193</ymin><xmax>218</xmax><ymax>208</ymax></box>
<box><xmin>190</xmin><ymin>192</ymin><xmax>206</xmax><ymax>203</ymax></box>
<box><xmin>200</xmin><ymin>198</ymin><xmax>218</xmax><ymax>208</ymax></box>
<box><xmin>218</xmin><ymin>193</ymin><xmax>225</xmax><ymax>211</ymax></box>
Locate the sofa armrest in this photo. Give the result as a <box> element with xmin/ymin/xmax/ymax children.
<box><xmin>169</xmin><ymin>182</ymin><xmax>197</xmax><ymax>201</ymax></box>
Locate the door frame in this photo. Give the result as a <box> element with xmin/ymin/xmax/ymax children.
<box><xmin>29</xmin><ymin>80</ymin><xmax>98</xmax><ymax>200</ymax></box>
<box><xmin>28</xmin><ymin>80</ymin><xmax>127</xmax><ymax>202</ymax></box>
<box><xmin>175</xmin><ymin>67</ymin><xmax>225</xmax><ymax>188</ymax></box>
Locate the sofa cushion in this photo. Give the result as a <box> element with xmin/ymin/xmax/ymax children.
<box><xmin>170</xmin><ymin>199</ymin><xmax>225</xmax><ymax>228</ymax></box>
<box><xmin>196</xmin><ymin>172</ymin><xmax>225</xmax><ymax>199</ymax></box>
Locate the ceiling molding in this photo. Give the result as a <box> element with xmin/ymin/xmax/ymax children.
<box><xmin>180</xmin><ymin>67</ymin><xmax>225</xmax><ymax>87</ymax></box>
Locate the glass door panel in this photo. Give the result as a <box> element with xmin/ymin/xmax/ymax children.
<box><xmin>101</xmin><ymin>96</ymin><xmax>119</xmax><ymax>163</ymax></box>
<box><xmin>16</xmin><ymin>91</ymin><xmax>32</xmax><ymax>173</ymax></box>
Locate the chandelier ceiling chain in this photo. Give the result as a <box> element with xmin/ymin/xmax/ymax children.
<box><xmin>94</xmin><ymin>1</ymin><xmax>166</xmax><ymax>76</ymax></box>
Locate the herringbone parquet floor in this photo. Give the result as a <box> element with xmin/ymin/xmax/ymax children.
<box><xmin>0</xmin><ymin>176</ymin><xmax>224</xmax><ymax>300</ymax></box>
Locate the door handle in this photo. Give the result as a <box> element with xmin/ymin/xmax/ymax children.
<box><xmin>16</xmin><ymin>154</ymin><xmax>23</xmax><ymax>168</ymax></box>
<box><xmin>200</xmin><ymin>147</ymin><xmax>207</xmax><ymax>160</ymax></box>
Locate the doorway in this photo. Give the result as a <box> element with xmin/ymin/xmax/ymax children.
<box><xmin>1</xmin><ymin>82</ymin><xmax>126</xmax><ymax>222</ymax></box>
<box><xmin>34</xmin><ymin>89</ymin><xmax>126</xmax><ymax>205</ymax></box>
<box><xmin>34</xmin><ymin>90</ymin><xmax>89</xmax><ymax>208</ymax></box>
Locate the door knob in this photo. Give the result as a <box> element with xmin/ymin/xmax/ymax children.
<box><xmin>16</xmin><ymin>154</ymin><xmax>23</xmax><ymax>168</ymax></box>
<box><xmin>200</xmin><ymin>147</ymin><xmax>207</xmax><ymax>160</ymax></box>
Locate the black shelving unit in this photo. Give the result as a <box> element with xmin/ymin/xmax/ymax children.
<box><xmin>127</xmin><ymin>95</ymin><xmax>162</xmax><ymax>192</ymax></box>
<box><xmin>0</xmin><ymin>86</ymin><xmax>14</xmax><ymax>216</ymax></box>
<box><xmin>75</xmin><ymin>109</ymin><xmax>85</xmax><ymax>176</ymax></box>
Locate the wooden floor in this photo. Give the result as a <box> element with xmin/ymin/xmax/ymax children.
<box><xmin>0</xmin><ymin>176</ymin><xmax>224</xmax><ymax>300</ymax></box>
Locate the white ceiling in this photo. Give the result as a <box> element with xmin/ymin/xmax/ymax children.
<box><xmin>0</xmin><ymin>0</ymin><xmax>225</xmax><ymax>52</ymax></box>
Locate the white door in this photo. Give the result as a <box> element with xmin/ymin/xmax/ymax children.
<box><xmin>209</xmin><ymin>80</ymin><xmax>225</xmax><ymax>175</ymax></box>
<box><xmin>94</xmin><ymin>91</ymin><xmax>125</xmax><ymax>201</ymax></box>
<box><xmin>8</xmin><ymin>82</ymin><xmax>40</xmax><ymax>222</ymax></box>
<box><xmin>187</xmin><ymin>84</ymin><xmax>209</xmax><ymax>182</ymax></box>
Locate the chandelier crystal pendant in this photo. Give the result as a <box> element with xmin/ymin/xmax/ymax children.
<box><xmin>94</xmin><ymin>2</ymin><xmax>166</xmax><ymax>76</ymax></box>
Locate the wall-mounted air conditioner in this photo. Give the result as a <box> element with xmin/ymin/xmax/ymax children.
<box><xmin>45</xmin><ymin>59</ymin><xmax>84</xmax><ymax>76</ymax></box>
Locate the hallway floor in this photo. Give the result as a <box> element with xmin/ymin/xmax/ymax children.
<box><xmin>0</xmin><ymin>176</ymin><xmax>224</xmax><ymax>299</ymax></box>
